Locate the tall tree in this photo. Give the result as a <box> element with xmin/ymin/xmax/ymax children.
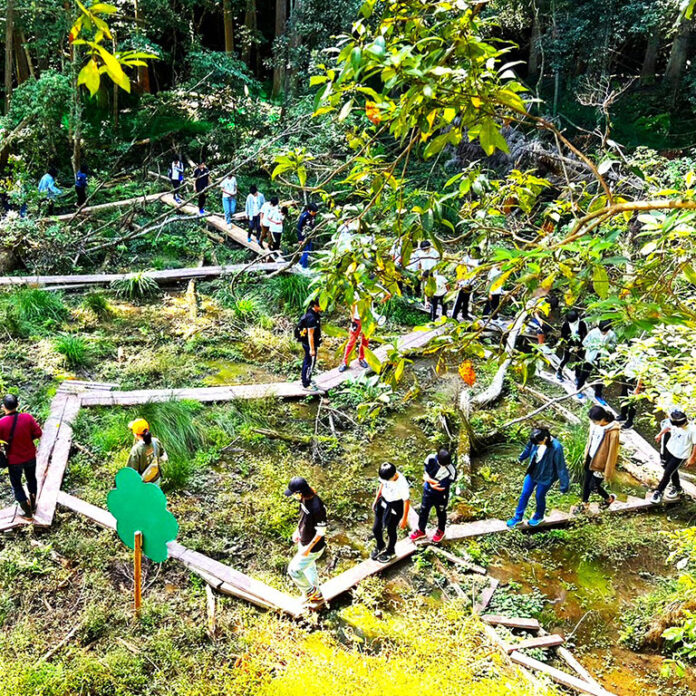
<box><xmin>640</xmin><ymin>31</ymin><xmax>660</xmax><ymax>82</ymax></box>
<box><xmin>243</xmin><ymin>0</ymin><xmax>257</xmax><ymax>71</ymax></box>
<box><xmin>272</xmin><ymin>0</ymin><xmax>287</xmax><ymax>98</ymax></box>
<box><xmin>133</xmin><ymin>0</ymin><xmax>150</xmax><ymax>92</ymax></box>
<box><xmin>4</xmin><ymin>0</ymin><xmax>15</xmax><ymax>111</ymax></box>
<box><xmin>665</xmin><ymin>14</ymin><xmax>693</xmax><ymax>98</ymax></box>
<box><xmin>223</xmin><ymin>0</ymin><xmax>235</xmax><ymax>53</ymax></box>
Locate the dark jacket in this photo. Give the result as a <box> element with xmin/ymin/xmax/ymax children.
<box><xmin>560</xmin><ymin>319</ymin><xmax>588</xmax><ymax>346</ymax></box>
<box><xmin>518</xmin><ymin>437</ymin><xmax>569</xmax><ymax>490</ymax></box>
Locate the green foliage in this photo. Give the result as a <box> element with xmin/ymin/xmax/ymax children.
<box><xmin>231</xmin><ymin>295</ymin><xmax>262</xmax><ymax>323</ymax></box>
<box><xmin>559</xmin><ymin>424</ymin><xmax>589</xmax><ymax>484</ymax></box>
<box><xmin>260</xmin><ymin>274</ymin><xmax>313</xmax><ymax>315</ymax></box>
<box><xmin>55</xmin><ymin>335</ymin><xmax>90</xmax><ymax>367</ymax></box>
<box><xmin>111</xmin><ymin>272</ymin><xmax>159</xmax><ymax>300</ymax></box>
<box><xmin>82</xmin><ymin>292</ymin><xmax>112</xmax><ymax>319</ymax></box>
<box><xmin>331</xmin><ymin>374</ymin><xmax>393</xmax><ymax>423</ymax></box>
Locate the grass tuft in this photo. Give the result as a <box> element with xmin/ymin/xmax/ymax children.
<box><xmin>82</xmin><ymin>292</ymin><xmax>112</xmax><ymax>319</ymax></box>
<box><xmin>111</xmin><ymin>272</ymin><xmax>159</xmax><ymax>300</ymax></box>
<box><xmin>55</xmin><ymin>335</ymin><xmax>89</xmax><ymax>367</ymax></box>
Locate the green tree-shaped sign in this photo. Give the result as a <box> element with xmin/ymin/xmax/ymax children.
<box><xmin>107</xmin><ymin>467</ymin><xmax>178</xmax><ymax>563</ymax></box>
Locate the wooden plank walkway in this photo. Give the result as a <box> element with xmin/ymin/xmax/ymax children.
<box><xmin>45</xmin><ymin>193</ymin><xmax>167</xmax><ymax>221</ymax></box>
<box><xmin>0</xmin><ymin>262</ymin><xmax>289</xmax><ymax>289</ymax></box>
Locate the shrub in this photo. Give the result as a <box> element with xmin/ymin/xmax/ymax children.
<box><xmin>382</xmin><ymin>296</ymin><xmax>426</xmax><ymax>326</ymax></box>
<box><xmin>82</xmin><ymin>292</ymin><xmax>112</xmax><ymax>318</ymax></box>
<box><xmin>111</xmin><ymin>272</ymin><xmax>159</xmax><ymax>300</ymax></box>
<box><xmin>2</xmin><ymin>288</ymin><xmax>67</xmax><ymax>324</ymax></box>
<box><xmin>232</xmin><ymin>295</ymin><xmax>261</xmax><ymax>322</ymax></box>
<box><xmin>55</xmin><ymin>335</ymin><xmax>89</xmax><ymax>367</ymax></box>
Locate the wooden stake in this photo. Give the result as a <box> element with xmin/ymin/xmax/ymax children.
<box><xmin>134</xmin><ymin>530</ymin><xmax>143</xmax><ymax>614</ymax></box>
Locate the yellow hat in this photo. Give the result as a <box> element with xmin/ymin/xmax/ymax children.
<box><xmin>128</xmin><ymin>418</ymin><xmax>149</xmax><ymax>436</ymax></box>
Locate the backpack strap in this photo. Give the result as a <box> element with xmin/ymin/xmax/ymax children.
<box><xmin>6</xmin><ymin>413</ymin><xmax>19</xmax><ymax>456</ymax></box>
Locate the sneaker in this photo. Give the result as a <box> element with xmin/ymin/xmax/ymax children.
<box><xmin>376</xmin><ymin>550</ymin><xmax>395</xmax><ymax>564</ymax></box>
<box><xmin>666</xmin><ymin>486</ymin><xmax>683</xmax><ymax>500</ymax></box>
<box><xmin>199</xmin><ymin>209</ymin><xmax>206</xmax><ymax>216</ymax></box>
<box><xmin>358</xmin><ymin>359</ymin><xmax>369</xmax><ymax>369</ymax></box>
<box><xmin>616</xmin><ymin>414</ymin><xmax>627</xmax><ymax>422</ymax></box>
<box><xmin>556</xmin><ymin>370</ymin><xmax>564</xmax><ymax>382</ymax></box>
<box><xmin>338</xmin><ymin>364</ymin><xmax>348</xmax><ymax>373</ymax></box>
<box><xmin>599</xmin><ymin>494</ymin><xmax>617</xmax><ymax>509</ymax></box>
<box><xmin>506</xmin><ymin>518</ymin><xmax>522</xmax><ymax>529</ymax></box>
<box><xmin>432</xmin><ymin>529</ymin><xmax>445</xmax><ymax>544</ymax></box>
<box><xmin>305</xmin><ymin>588</ymin><xmax>324</xmax><ymax>605</ymax></box>
<box><xmin>595</xmin><ymin>397</ymin><xmax>608</xmax><ymax>407</ymax></box>
<box><xmin>650</xmin><ymin>490</ymin><xmax>663</xmax><ymax>504</ymax></box>
<box><xmin>303</xmin><ymin>384</ymin><xmax>320</xmax><ymax>393</ymax></box>
<box><xmin>575</xmin><ymin>393</ymin><xmax>586</xmax><ymax>402</ymax></box>
<box><xmin>409</xmin><ymin>529</ymin><xmax>427</xmax><ymax>543</ymax></box>
<box><xmin>621</xmin><ymin>421</ymin><xmax>634</xmax><ymax>431</ymax></box>
<box><xmin>370</xmin><ymin>547</ymin><xmax>384</xmax><ymax>560</ymax></box>
<box><xmin>570</xmin><ymin>503</ymin><xmax>588</xmax><ymax>516</ymax></box>
<box><xmin>527</xmin><ymin>517</ymin><xmax>543</xmax><ymax>527</ymax></box>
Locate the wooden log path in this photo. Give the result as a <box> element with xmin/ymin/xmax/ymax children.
<box><xmin>0</xmin><ymin>262</ymin><xmax>289</xmax><ymax>289</ymax></box>
<box><xmin>44</xmin><ymin>193</ymin><xmax>168</xmax><ymax>221</ymax></box>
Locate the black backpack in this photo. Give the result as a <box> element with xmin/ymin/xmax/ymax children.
<box><xmin>294</xmin><ymin>314</ymin><xmax>308</xmax><ymax>342</ymax></box>
<box><xmin>0</xmin><ymin>413</ymin><xmax>19</xmax><ymax>469</ymax></box>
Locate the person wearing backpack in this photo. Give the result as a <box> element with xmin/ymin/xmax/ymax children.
<box><xmin>75</xmin><ymin>165</ymin><xmax>88</xmax><ymax>208</ymax></box>
<box><xmin>170</xmin><ymin>156</ymin><xmax>185</xmax><ymax>203</ymax></box>
<box><xmin>409</xmin><ymin>449</ymin><xmax>456</xmax><ymax>544</ymax></box>
<box><xmin>0</xmin><ymin>394</ymin><xmax>43</xmax><ymax>520</ymax></box>
<box><xmin>193</xmin><ymin>161</ymin><xmax>210</xmax><ymax>216</ymax></box>
<box><xmin>127</xmin><ymin>418</ymin><xmax>168</xmax><ymax>487</ymax></box>
<box><xmin>296</xmin><ymin>299</ymin><xmax>322</xmax><ymax>392</ymax></box>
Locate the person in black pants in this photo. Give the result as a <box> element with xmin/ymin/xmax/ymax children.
<box><xmin>193</xmin><ymin>161</ymin><xmax>209</xmax><ymax>215</ymax></box>
<box><xmin>556</xmin><ymin>310</ymin><xmax>587</xmax><ymax>381</ymax></box>
<box><xmin>652</xmin><ymin>410</ymin><xmax>696</xmax><ymax>503</ymax></box>
<box><xmin>409</xmin><ymin>449</ymin><xmax>456</xmax><ymax>544</ymax></box>
<box><xmin>371</xmin><ymin>462</ymin><xmax>410</xmax><ymax>563</ymax></box>
<box><xmin>297</xmin><ymin>299</ymin><xmax>322</xmax><ymax>392</ymax></box>
<box><xmin>75</xmin><ymin>166</ymin><xmax>88</xmax><ymax>207</ymax></box>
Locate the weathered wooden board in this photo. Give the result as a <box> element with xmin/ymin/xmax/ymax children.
<box><xmin>46</xmin><ymin>193</ymin><xmax>166</xmax><ymax>221</ymax></box>
<box><xmin>0</xmin><ymin>262</ymin><xmax>288</xmax><ymax>289</ymax></box>
<box><xmin>474</xmin><ymin>577</ymin><xmax>500</xmax><ymax>614</ymax></box>
<box><xmin>506</xmin><ymin>633</ymin><xmax>565</xmax><ymax>653</ymax></box>
<box><xmin>56</xmin><ymin>491</ymin><xmax>116</xmax><ymax>530</ymax></box>
<box><xmin>482</xmin><ymin>615</ymin><xmax>541</xmax><ymax>631</ymax></box>
<box><xmin>510</xmin><ymin>651</ymin><xmax>615</xmax><ymax>696</ymax></box>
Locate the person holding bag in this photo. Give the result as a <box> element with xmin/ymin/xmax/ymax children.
<box><xmin>127</xmin><ymin>419</ymin><xmax>167</xmax><ymax>487</ymax></box>
<box><xmin>0</xmin><ymin>394</ymin><xmax>43</xmax><ymax>520</ymax></box>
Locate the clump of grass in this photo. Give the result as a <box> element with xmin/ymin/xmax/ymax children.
<box><xmin>382</xmin><ymin>296</ymin><xmax>426</xmax><ymax>326</ymax></box>
<box><xmin>111</xmin><ymin>272</ymin><xmax>159</xmax><ymax>300</ymax></box>
<box><xmin>0</xmin><ymin>305</ymin><xmax>30</xmax><ymax>338</ymax></box>
<box><xmin>82</xmin><ymin>292</ymin><xmax>112</xmax><ymax>319</ymax></box>
<box><xmin>0</xmin><ymin>288</ymin><xmax>67</xmax><ymax>327</ymax></box>
<box><xmin>559</xmin><ymin>423</ymin><xmax>589</xmax><ymax>483</ymax></box>
<box><xmin>232</xmin><ymin>295</ymin><xmax>261</xmax><ymax>322</ymax></box>
<box><xmin>262</xmin><ymin>274</ymin><xmax>312</xmax><ymax>315</ymax></box>
<box><xmin>55</xmin><ymin>335</ymin><xmax>89</xmax><ymax>367</ymax></box>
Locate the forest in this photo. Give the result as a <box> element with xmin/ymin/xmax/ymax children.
<box><xmin>2</xmin><ymin>0</ymin><xmax>696</xmax><ymax>694</ymax></box>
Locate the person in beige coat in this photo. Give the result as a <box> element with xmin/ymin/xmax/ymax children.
<box><xmin>572</xmin><ymin>406</ymin><xmax>620</xmax><ymax>514</ymax></box>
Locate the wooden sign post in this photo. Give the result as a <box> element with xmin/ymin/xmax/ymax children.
<box><xmin>134</xmin><ymin>530</ymin><xmax>143</xmax><ymax>613</ymax></box>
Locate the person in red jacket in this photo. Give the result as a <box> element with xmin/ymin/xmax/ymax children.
<box><xmin>0</xmin><ymin>394</ymin><xmax>42</xmax><ymax>519</ymax></box>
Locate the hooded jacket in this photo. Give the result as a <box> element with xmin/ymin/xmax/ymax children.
<box><xmin>518</xmin><ymin>437</ymin><xmax>570</xmax><ymax>490</ymax></box>
<box><xmin>585</xmin><ymin>420</ymin><xmax>621</xmax><ymax>480</ymax></box>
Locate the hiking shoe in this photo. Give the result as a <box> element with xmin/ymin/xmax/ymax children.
<box><xmin>666</xmin><ymin>486</ymin><xmax>683</xmax><ymax>500</ymax></box>
<box><xmin>650</xmin><ymin>490</ymin><xmax>663</xmax><ymax>504</ymax></box>
<box><xmin>305</xmin><ymin>588</ymin><xmax>324</xmax><ymax>605</ymax></box>
<box><xmin>556</xmin><ymin>370</ymin><xmax>564</xmax><ymax>382</ymax></box>
<box><xmin>18</xmin><ymin>500</ymin><xmax>33</xmax><ymax>521</ymax></box>
<box><xmin>527</xmin><ymin>517</ymin><xmax>543</xmax><ymax>527</ymax></box>
<box><xmin>370</xmin><ymin>547</ymin><xmax>384</xmax><ymax>560</ymax></box>
<box><xmin>338</xmin><ymin>364</ymin><xmax>348</xmax><ymax>373</ymax></box>
<box><xmin>595</xmin><ymin>397</ymin><xmax>608</xmax><ymax>407</ymax></box>
<box><xmin>621</xmin><ymin>421</ymin><xmax>634</xmax><ymax>431</ymax></box>
<box><xmin>506</xmin><ymin>518</ymin><xmax>522</xmax><ymax>529</ymax></box>
<box><xmin>432</xmin><ymin>529</ymin><xmax>445</xmax><ymax>544</ymax></box>
<box><xmin>358</xmin><ymin>359</ymin><xmax>369</xmax><ymax>369</ymax></box>
<box><xmin>599</xmin><ymin>494</ymin><xmax>617</xmax><ymax>509</ymax></box>
<box><xmin>570</xmin><ymin>503</ymin><xmax>588</xmax><ymax>516</ymax></box>
<box><xmin>376</xmin><ymin>550</ymin><xmax>395</xmax><ymax>564</ymax></box>
<box><xmin>409</xmin><ymin>529</ymin><xmax>427</xmax><ymax>543</ymax></box>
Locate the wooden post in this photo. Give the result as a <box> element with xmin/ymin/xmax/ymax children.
<box><xmin>134</xmin><ymin>530</ymin><xmax>143</xmax><ymax>613</ymax></box>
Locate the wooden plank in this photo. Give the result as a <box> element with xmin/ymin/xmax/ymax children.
<box><xmin>428</xmin><ymin>545</ymin><xmax>486</xmax><ymax>575</ymax></box>
<box><xmin>482</xmin><ymin>615</ymin><xmax>541</xmax><ymax>631</ymax></box>
<box><xmin>321</xmin><ymin>538</ymin><xmax>417</xmax><ymax>602</ymax></box>
<box><xmin>33</xmin><ymin>393</ymin><xmax>71</xmax><ymax>496</ymax></box>
<box><xmin>46</xmin><ymin>193</ymin><xmax>166</xmax><ymax>221</ymax></box>
<box><xmin>556</xmin><ymin>646</ymin><xmax>604</xmax><ymax>690</ymax></box>
<box><xmin>191</xmin><ymin>566</ymin><xmax>277</xmax><ymax>612</ymax></box>
<box><xmin>509</xmin><ymin>651</ymin><xmax>614</xmax><ymax>696</ymax></box>
<box><xmin>33</xmin><ymin>425</ymin><xmax>75</xmax><ymax>526</ymax></box>
<box><xmin>56</xmin><ymin>491</ymin><xmax>116</xmax><ymax>530</ymax></box>
<box><xmin>505</xmin><ymin>633</ymin><xmax>564</xmax><ymax>653</ymax></box>
<box><xmin>445</xmin><ymin>518</ymin><xmax>510</xmax><ymax>540</ymax></box>
<box><xmin>474</xmin><ymin>577</ymin><xmax>500</xmax><ymax>614</ymax></box>
<box><xmin>0</xmin><ymin>262</ymin><xmax>288</xmax><ymax>289</ymax></box>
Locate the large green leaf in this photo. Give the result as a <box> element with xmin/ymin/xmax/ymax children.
<box><xmin>78</xmin><ymin>58</ymin><xmax>100</xmax><ymax>96</ymax></box>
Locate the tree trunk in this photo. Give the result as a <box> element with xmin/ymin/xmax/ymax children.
<box><xmin>4</xmin><ymin>0</ymin><xmax>15</xmax><ymax>112</ymax></box>
<box><xmin>13</xmin><ymin>30</ymin><xmax>29</xmax><ymax>85</ymax></box>
<box><xmin>665</xmin><ymin>16</ymin><xmax>693</xmax><ymax>99</ymax></box>
<box><xmin>243</xmin><ymin>0</ymin><xmax>257</xmax><ymax>71</ymax></box>
<box><xmin>286</xmin><ymin>0</ymin><xmax>303</xmax><ymax>96</ymax></box>
<box><xmin>133</xmin><ymin>0</ymin><xmax>151</xmax><ymax>93</ymax></box>
<box><xmin>271</xmin><ymin>0</ymin><xmax>287</xmax><ymax>98</ymax></box>
<box><xmin>640</xmin><ymin>30</ymin><xmax>660</xmax><ymax>82</ymax></box>
<box><xmin>223</xmin><ymin>0</ymin><xmax>234</xmax><ymax>54</ymax></box>
<box><xmin>527</xmin><ymin>2</ymin><xmax>541</xmax><ymax>82</ymax></box>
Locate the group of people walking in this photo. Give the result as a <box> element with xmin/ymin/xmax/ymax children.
<box><xmin>37</xmin><ymin>166</ymin><xmax>89</xmax><ymax>214</ymax></box>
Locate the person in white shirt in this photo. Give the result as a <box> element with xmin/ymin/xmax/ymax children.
<box><xmin>652</xmin><ymin>410</ymin><xmax>696</xmax><ymax>503</ymax></box>
<box><xmin>452</xmin><ymin>252</ymin><xmax>480</xmax><ymax>320</ymax></box>
<box><xmin>483</xmin><ymin>264</ymin><xmax>504</xmax><ymax>316</ymax></box>
<box><xmin>258</xmin><ymin>197</ymin><xmax>274</xmax><ymax>249</ymax></box>
<box><xmin>265</xmin><ymin>197</ymin><xmax>287</xmax><ymax>251</ymax></box>
<box><xmin>407</xmin><ymin>240</ymin><xmax>440</xmax><ymax>301</ymax></box>
<box><xmin>245</xmin><ymin>185</ymin><xmax>265</xmax><ymax>243</ymax></box>
<box><xmin>425</xmin><ymin>271</ymin><xmax>449</xmax><ymax>321</ymax></box>
<box><xmin>576</xmin><ymin>320</ymin><xmax>617</xmax><ymax>405</ymax></box>
<box><xmin>371</xmin><ymin>462</ymin><xmax>410</xmax><ymax>563</ymax></box>
<box><xmin>220</xmin><ymin>173</ymin><xmax>238</xmax><ymax>224</ymax></box>
<box><xmin>169</xmin><ymin>157</ymin><xmax>184</xmax><ymax>203</ymax></box>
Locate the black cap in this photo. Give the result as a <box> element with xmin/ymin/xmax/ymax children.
<box><xmin>284</xmin><ymin>476</ymin><xmax>312</xmax><ymax>497</ymax></box>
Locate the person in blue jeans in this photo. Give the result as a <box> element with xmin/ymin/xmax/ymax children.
<box><xmin>507</xmin><ymin>427</ymin><xmax>569</xmax><ymax>529</ymax></box>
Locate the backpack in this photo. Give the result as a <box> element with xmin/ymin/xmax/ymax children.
<box><xmin>75</xmin><ymin>171</ymin><xmax>87</xmax><ymax>188</ymax></box>
<box><xmin>294</xmin><ymin>314</ymin><xmax>308</xmax><ymax>343</ymax></box>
